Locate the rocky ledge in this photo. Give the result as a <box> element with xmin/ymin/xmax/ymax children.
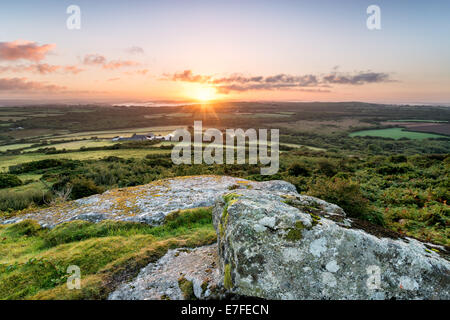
<box><xmin>106</xmin><ymin>176</ymin><xmax>449</xmax><ymax>300</ymax></box>
<box><xmin>0</xmin><ymin>175</ymin><xmax>295</xmax><ymax>228</ymax></box>
<box><xmin>3</xmin><ymin>175</ymin><xmax>449</xmax><ymax>299</ymax></box>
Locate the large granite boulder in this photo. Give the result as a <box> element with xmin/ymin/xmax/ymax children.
<box><xmin>213</xmin><ymin>189</ymin><xmax>450</xmax><ymax>300</ymax></box>
<box><xmin>0</xmin><ymin>175</ymin><xmax>295</xmax><ymax>228</ymax></box>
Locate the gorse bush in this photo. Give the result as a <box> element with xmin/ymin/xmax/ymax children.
<box><xmin>69</xmin><ymin>177</ymin><xmax>105</xmax><ymax>199</ymax></box>
<box><xmin>316</xmin><ymin>159</ymin><xmax>338</xmax><ymax>177</ymax></box>
<box><xmin>9</xmin><ymin>159</ymin><xmax>78</xmax><ymax>174</ymax></box>
<box><xmin>308</xmin><ymin>177</ymin><xmax>384</xmax><ymax>225</ymax></box>
<box><xmin>288</xmin><ymin>163</ymin><xmax>310</xmax><ymax>177</ymax></box>
<box><xmin>0</xmin><ymin>173</ymin><xmax>22</xmax><ymax>189</ymax></box>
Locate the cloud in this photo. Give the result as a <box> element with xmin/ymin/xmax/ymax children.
<box><xmin>323</xmin><ymin>72</ymin><xmax>390</xmax><ymax>85</ymax></box>
<box><xmin>168</xmin><ymin>70</ymin><xmax>211</xmax><ymax>83</ymax></box>
<box><xmin>83</xmin><ymin>54</ymin><xmax>107</xmax><ymax>65</ymax></box>
<box><xmin>124</xmin><ymin>69</ymin><xmax>149</xmax><ymax>76</ymax></box>
<box><xmin>62</xmin><ymin>65</ymin><xmax>84</xmax><ymax>74</ymax></box>
<box><xmin>0</xmin><ymin>40</ymin><xmax>55</xmax><ymax>62</ymax></box>
<box><xmin>215</xmin><ymin>84</ymin><xmax>330</xmax><ymax>94</ymax></box>
<box><xmin>126</xmin><ymin>46</ymin><xmax>145</xmax><ymax>55</ymax></box>
<box><xmin>83</xmin><ymin>54</ymin><xmax>140</xmax><ymax>70</ymax></box>
<box><xmin>0</xmin><ymin>64</ymin><xmax>84</xmax><ymax>75</ymax></box>
<box><xmin>165</xmin><ymin>69</ymin><xmax>393</xmax><ymax>93</ymax></box>
<box><xmin>102</xmin><ymin>60</ymin><xmax>140</xmax><ymax>70</ymax></box>
<box><xmin>0</xmin><ymin>77</ymin><xmax>66</xmax><ymax>92</ymax></box>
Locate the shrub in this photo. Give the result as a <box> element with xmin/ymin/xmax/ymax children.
<box><xmin>389</xmin><ymin>155</ymin><xmax>407</xmax><ymax>163</ymax></box>
<box><xmin>9</xmin><ymin>159</ymin><xmax>79</xmax><ymax>174</ymax></box>
<box><xmin>0</xmin><ymin>173</ymin><xmax>23</xmax><ymax>189</ymax></box>
<box><xmin>308</xmin><ymin>178</ymin><xmax>383</xmax><ymax>225</ymax></box>
<box><xmin>145</xmin><ymin>158</ymin><xmax>173</xmax><ymax>168</ymax></box>
<box><xmin>376</xmin><ymin>164</ymin><xmax>411</xmax><ymax>175</ymax></box>
<box><xmin>316</xmin><ymin>159</ymin><xmax>337</xmax><ymax>177</ymax></box>
<box><xmin>70</xmin><ymin>178</ymin><xmax>104</xmax><ymax>199</ymax></box>
<box><xmin>288</xmin><ymin>163</ymin><xmax>310</xmax><ymax>177</ymax></box>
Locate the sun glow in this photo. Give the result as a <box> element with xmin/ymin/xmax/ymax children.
<box><xmin>195</xmin><ymin>86</ymin><xmax>217</xmax><ymax>102</ymax></box>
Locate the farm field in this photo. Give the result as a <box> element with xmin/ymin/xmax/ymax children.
<box><xmin>349</xmin><ymin>127</ymin><xmax>448</xmax><ymax>140</ymax></box>
<box><xmin>382</xmin><ymin>121</ymin><xmax>450</xmax><ymax>136</ymax></box>
<box><xmin>0</xmin><ymin>148</ymin><xmax>172</xmax><ymax>172</ymax></box>
<box><xmin>52</xmin><ymin>125</ymin><xmax>187</xmax><ymax>140</ymax></box>
<box><xmin>25</xmin><ymin>140</ymin><xmax>115</xmax><ymax>152</ymax></box>
<box><xmin>0</xmin><ymin>143</ymin><xmax>34</xmax><ymax>152</ymax></box>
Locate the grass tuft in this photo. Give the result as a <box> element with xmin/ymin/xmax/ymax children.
<box><xmin>0</xmin><ymin>207</ymin><xmax>216</xmax><ymax>300</ymax></box>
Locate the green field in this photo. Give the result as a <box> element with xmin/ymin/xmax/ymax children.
<box><xmin>25</xmin><ymin>140</ymin><xmax>115</xmax><ymax>152</ymax></box>
<box><xmin>0</xmin><ymin>143</ymin><xmax>34</xmax><ymax>152</ymax></box>
<box><xmin>52</xmin><ymin>126</ymin><xmax>186</xmax><ymax>140</ymax></box>
<box><xmin>349</xmin><ymin>128</ymin><xmax>448</xmax><ymax>140</ymax></box>
<box><xmin>0</xmin><ymin>148</ymin><xmax>172</xmax><ymax>172</ymax></box>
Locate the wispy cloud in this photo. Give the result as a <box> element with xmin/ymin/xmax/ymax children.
<box><xmin>83</xmin><ymin>54</ymin><xmax>140</xmax><ymax>70</ymax></box>
<box><xmin>0</xmin><ymin>40</ymin><xmax>55</xmax><ymax>62</ymax></box>
<box><xmin>0</xmin><ymin>77</ymin><xmax>66</xmax><ymax>92</ymax></box>
<box><xmin>125</xmin><ymin>46</ymin><xmax>145</xmax><ymax>55</ymax></box>
<box><xmin>124</xmin><ymin>69</ymin><xmax>149</xmax><ymax>76</ymax></box>
<box><xmin>0</xmin><ymin>64</ymin><xmax>84</xmax><ymax>75</ymax></box>
<box><xmin>164</xmin><ymin>69</ymin><xmax>393</xmax><ymax>93</ymax></box>
<box><xmin>323</xmin><ymin>72</ymin><xmax>391</xmax><ymax>85</ymax></box>
<box><xmin>83</xmin><ymin>54</ymin><xmax>107</xmax><ymax>65</ymax></box>
<box><xmin>102</xmin><ymin>60</ymin><xmax>140</xmax><ymax>70</ymax></box>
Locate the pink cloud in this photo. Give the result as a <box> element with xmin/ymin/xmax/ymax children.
<box><xmin>83</xmin><ymin>54</ymin><xmax>107</xmax><ymax>65</ymax></box>
<box><xmin>0</xmin><ymin>77</ymin><xmax>66</xmax><ymax>92</ymax></box>
<box><xmin>102</xmin><ymin>60</ymin><xmax>140</xmax><ymax>70</ymax></box>
<box><xmin>0</xmin><ymin>64</ymin><xmax>84</xmax><ymax>75</ymax></box>
<box><xmin>83</xmin><ymin>54</ymin><xmax>140</xmax><ymax>70</ymax></box>
<box><xmin>124</xmin><ymin>69</ymin><xmax>149</xmax><ymax>76</ymax></box>
<box><xmin>0</xmin><ymin>40</ymin><xmax>55</xmax><ymax>62</ymax></box>
<box><xmin>62</xmin><ymin>65</ymin><xmax>84</xmax><ymax>74</ymax></box>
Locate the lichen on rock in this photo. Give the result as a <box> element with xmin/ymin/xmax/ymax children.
<box><xmin>212</xmin><ymin>186</ymin><xmax>450</xmax><ymax>300</ymax></box>
<box><xmin>0</xmin><ymin>176</ymin><xmax>295</xmax><ymax>229</ymax></box>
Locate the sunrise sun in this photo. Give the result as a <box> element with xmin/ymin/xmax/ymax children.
<box><xmin>195</xmin><ymin>86</ymin><xmax>217</xmax><ymax>102</ymax></box>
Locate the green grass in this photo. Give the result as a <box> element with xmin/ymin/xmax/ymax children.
<box><xmin>25</xmin><ymin>140</ymin><xmax>115</xmax><ymax>152</ymax></box>
<box><xmin>349</xmin><ymin>128</ymin><xmax>448</xmax><ymax>140</ymax></box>
<box><xmin>0</xmin><ymin>207</ymin><xmax>216</xmax><ymax>300</ymax></box>
<box><xmin>0</xmin><ymin>143</ymin><xmax>34</xmax><ymax>152</ymax></box>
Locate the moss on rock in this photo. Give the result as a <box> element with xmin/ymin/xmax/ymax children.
<box><xmin>178</xmin><ymin>276</ymin><xmax>197</xmax><ymax>300</ymax></box>
<box><xmin>224</xmin><ymin>264</ymin><xmax>233</xmax><ymax>290</ymax></box>
<box><xmin>285</xmin><ymin>221</ymin><xmax>306</xmax><ymax>241</ymax></box>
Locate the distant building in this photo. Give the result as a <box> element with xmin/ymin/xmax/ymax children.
<box><xmin>9</xmin><ymin>126</ymin><xmax>24</xmax><ymax>131</ymax></box>
<box><xmin>164</xmin><ymin>133</ymin><xmax>175</xmax><ymax>141</ymax></box>
<box><xmin>112</xmin><ymin>132</ymin><xmax>154</xmax><ymax>142</ymax></box>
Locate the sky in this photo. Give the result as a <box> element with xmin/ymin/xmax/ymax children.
<box><xmin>0</xmin><ymin>0</ymin><xmax>449</xmax><ymax>104</ymax></box>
